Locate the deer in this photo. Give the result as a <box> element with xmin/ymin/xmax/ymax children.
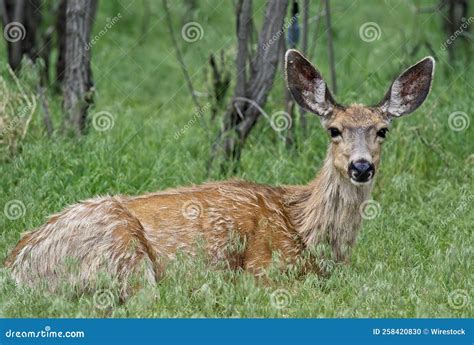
<box><xmin>5</xmin><ymin>50</ymin><xmax>435</xmax><ymax>296</ymax></box>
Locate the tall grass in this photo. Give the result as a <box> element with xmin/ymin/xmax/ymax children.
<box><xmin>0</xmin><ymin>0</ymin><xmax>472</xmax><ymax>317</ymax></box>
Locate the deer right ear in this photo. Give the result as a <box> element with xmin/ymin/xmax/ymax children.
<box><xmin>285</xmin><ymin>49</ymin><xmax>336</xmax><ymax>118</ymax></box>
<box><xmin>377</xmin><ymin>56</ymin><xmax>435</xmax><ymax>117</ymax></box>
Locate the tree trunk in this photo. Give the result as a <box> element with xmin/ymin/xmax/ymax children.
<box><xmin>442</xmin><ymin>0</ymin><xmax>470</xmax><ymax>64</ymax></box>
<box><xmin>55</xmin><ymin>0</ymin><xmax>67</xmax><ymax>87</ymax></box>
<box><xmin>283</xmin><ymin>0</ymin><xmax>299</xmax><ymax>146</ymax></box>
<box><xmin>208</xmin><ymin>52</ymin><xmax>231</xmax><ymax>120</ymax></box>
<box><xmin>281</xmin><ymin>36</ymin><xmax>295</xmax><ymax>146</ymax></box>
<box><xmin>211</xmin><ymin>0</ymin><xmax>288</xmax><ymax>171</ymax></box>
<box><xmin>0</xmin><ymin>0</ymin><xmax>41</xmax><ymax>71</ymax></box>
<box><xmin>323</xmin><ymin>0</ymin><xmax>337</xmax><ymax>94</ymax></box>
<box><xmin>299</xmin><ymin>0</ymin><xmax>309</xmax><ymax>134</ymax></box>
<box><xmin>62</xmin><ymin>0</ymin><xmax>98</xmax><ymax>135</ymax></box>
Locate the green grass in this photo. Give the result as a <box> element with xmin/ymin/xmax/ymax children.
<box><xmin>0</xmin><ymin>0</ymin><xmax>472</xmax><ymax>317</ymax></box>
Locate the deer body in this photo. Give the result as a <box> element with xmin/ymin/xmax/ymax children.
<box><xmin>6</xmin><ymin>50</ymin><xmax>434</xmax><ymax>294</ymax></box>
<box><xmin>6</xmin><ymin>170</ymin><xmax>368</xmax><ymax>290</ymax></box>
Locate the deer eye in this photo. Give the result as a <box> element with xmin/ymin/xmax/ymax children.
<box><xmin>377</xmin><ymin>128</ymin><xmax>388</xmax><ymax>138</ymax></box>
<box><xmin>329</xmin><ymin>128</ymin><xmax>342</xmax><ymax>138</ymax></box>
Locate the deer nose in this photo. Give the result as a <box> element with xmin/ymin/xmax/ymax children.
<box><xmin>348</xmin><ymin>160</ymin><xmax>375</xmax><ymax>183</ymax></box>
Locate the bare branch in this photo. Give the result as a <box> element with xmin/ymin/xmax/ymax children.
<box><xmin>323</xmin><ymin>0</ymin><xmax>337</xmax><ymax>94</ymax></box>
<box><xmin>161</xmin><ymin>0</ymin><xmax>204</xmax><ymax>120</ymax></box>
<box><xmin>38</xmin><ymin>85</ymin><xmax>53</xmax><ymax>137</ymax></box>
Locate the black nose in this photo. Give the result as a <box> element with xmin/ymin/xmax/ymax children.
<box><xmin>348</xmin><ymin>160</ymin><xmax>375</xmax><ymax>182</ymax></box>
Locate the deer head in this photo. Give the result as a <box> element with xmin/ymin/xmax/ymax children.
<box><xmin>285</xmin><ymin>49</ymin><xmax>435</xmax><ymax>186</ymax></box>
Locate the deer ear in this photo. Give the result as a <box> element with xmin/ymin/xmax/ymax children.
<box><xmin>285</xmin><ymin>49</ymin><xmax>336</xmax><ymax>118</ymax></box>
<box><xmin>378</xmin><ymin>56</ymin><xmax>435</xmax><ymax>117</ymax></box>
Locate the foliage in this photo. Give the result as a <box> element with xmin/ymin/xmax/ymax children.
<box><xmin>0</xmin><ymin>0</ymin><xmax>472</xmax><ymax>317</ymax></box>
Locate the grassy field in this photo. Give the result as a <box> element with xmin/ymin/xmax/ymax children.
<box><xmin>0</xmin><ymin>0</ymin><xmax>472</xmax><ymax>317</ymax></box>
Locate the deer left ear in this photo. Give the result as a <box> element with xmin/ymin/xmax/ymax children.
<box><xmin>378</xmin><ymin>56</ymin><xmax>435</xmax><ymax>117</ymax></box>
<box><xmin>285</xmin><ymin>49</ymin><xmax>336</xmax><ymax>118</ymax></box>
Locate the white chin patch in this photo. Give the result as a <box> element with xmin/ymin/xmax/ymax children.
<box><xmin>350</xmin><ymin>178</ymin><xmax>372</xmax><ymax>186</ymax></box>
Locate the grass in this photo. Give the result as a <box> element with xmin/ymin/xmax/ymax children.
<box><xmin>0</xmin><ymin>0</ymin><xmax>472</xmax><ymax>317</ymax></box>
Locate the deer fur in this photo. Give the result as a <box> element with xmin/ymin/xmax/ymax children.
<box><xmin>5</xmin><ymin>50</ymin><xmax>435</xmax><ymax>295</ymax></box>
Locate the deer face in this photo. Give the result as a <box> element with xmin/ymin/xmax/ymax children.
<box><xmin>325</xmin><ymin>105</ymin><xmax>387</xmax><ymax>185</ymax></box>
<box><xmin>285</xmin><ymin>50</ymin><xmax>434</xmax><ymax>186</ymax></box>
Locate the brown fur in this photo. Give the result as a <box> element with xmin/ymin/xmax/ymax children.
<box><xmin>4</xmin><ymin>113</ymin><xmax>376</xmax><ymax>292</ymax></box>
<box><xmin>5</xmin><ymin>50</ymin><xmax>434</xmax><ymax>294</ymax></box>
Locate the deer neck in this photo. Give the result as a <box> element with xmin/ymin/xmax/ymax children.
<box><xmin>287</xmin><ymin>151</ymin><xmax>373</xmax><ymax>261</ymax></box>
